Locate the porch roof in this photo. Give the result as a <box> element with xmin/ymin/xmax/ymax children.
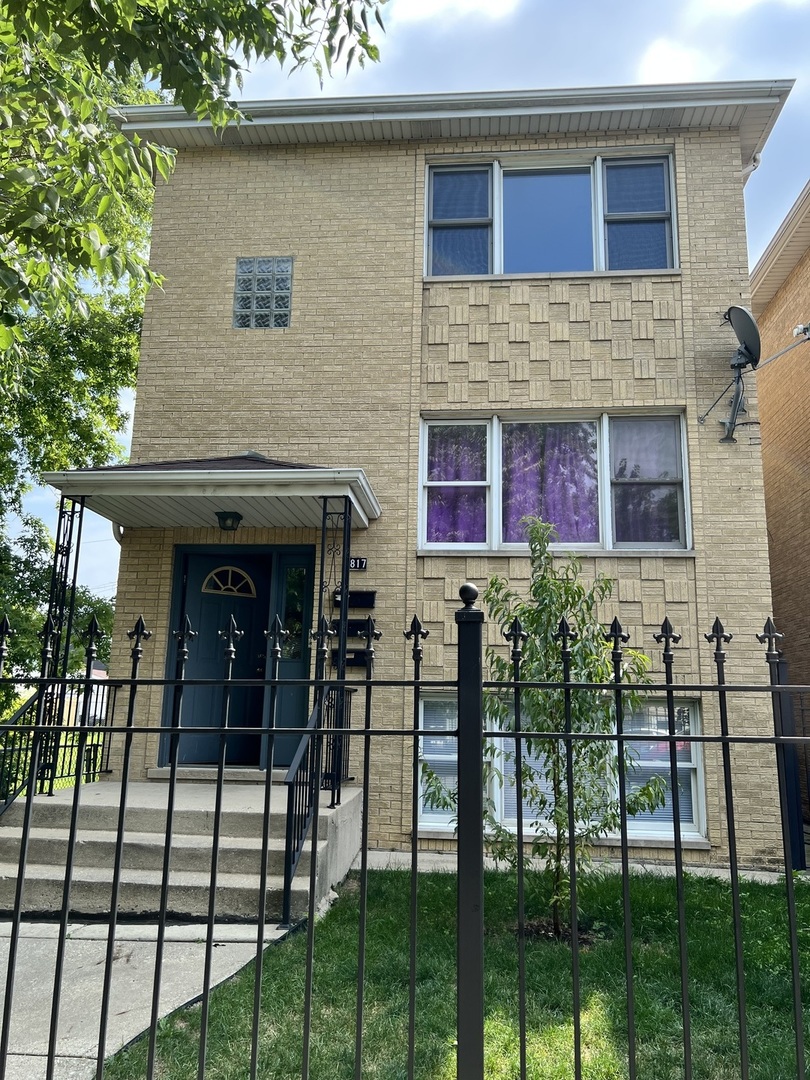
<box><xmin>42</xmin><ymin>453</ymin><xmax>382</xmax><ymax>530</ymax></box>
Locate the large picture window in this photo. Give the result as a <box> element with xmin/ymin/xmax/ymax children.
<box><xmin>419</xmin><ymin>696</ymin><xmax>704</xmax><ymax>840</ymax></box>
<box><xmin>427</xmin><ymin>156</ymin><xmax>674</xmax><ymax>276</ymax></box>
<box><xmin>420</xmin><ymin>414</ymin><xmax>688</xmax><ymax>551</ymax></box>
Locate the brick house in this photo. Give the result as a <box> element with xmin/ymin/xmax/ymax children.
<box><xmin>752</xmin><ymin>178</ymin><xmax>810</xmax><ymax>818</ymax></box>
<box><xmin>46</xmin><ymin>80</ymin><xmax>794</xmax><ymax>867</ymax></box>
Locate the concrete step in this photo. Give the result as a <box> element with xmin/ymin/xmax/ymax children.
<box><xmin>0</xmin><ymin>782</ymin><xmax>362</xmax><ymax>922</ymax></box>
<box><xmin>0</xmin><ymin>782</ymin><xmax>290</xmax><ymax>838</ymax></box>
<box><xmin>0</xmin><ymin>861</ymin><xmax>310</xmax><ymax>922</ymax></box>
<box><xmin>0</xmin><ymin>827</ymin><xmax>318</xmax><ymax>877</ymax></box>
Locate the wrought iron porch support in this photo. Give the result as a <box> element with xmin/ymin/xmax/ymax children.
<box><xmin>317</xmin><ymin>495</ymin><xmax>352</xmax><ymax>803</ymax></box>
<box><xmin>42</xmin><ymin>495</ymin><xmax>85</xmax><ymax>793</ymax></box>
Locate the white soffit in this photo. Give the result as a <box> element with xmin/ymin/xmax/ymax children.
<box><xmin>751</xmin><ymin>178</ymin><xmax>810</xmax><ymax>316</ymax></box>
<box><xmin>119</xmin><ymin>81</ymin><xmax>793</xmax><ymax>171</ymax></box>
<box><xmin>42</xmin><ymin>468</ymin><xmax>382</xmax><ymax>530</ymax></box>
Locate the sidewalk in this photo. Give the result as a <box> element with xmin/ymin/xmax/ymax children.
<box><xmin>0</xmin><ymin>921</ymin><xmax>287</xmax><ymax>1080</ymax></box>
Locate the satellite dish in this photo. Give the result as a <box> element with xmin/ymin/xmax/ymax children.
<box><xmin>724</xmin><ymin>305</ymin><xmax>761</xmax><ymax>370</ymax></box>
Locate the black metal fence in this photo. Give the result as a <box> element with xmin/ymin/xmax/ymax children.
<box><xmin>0</xmin><ymin>590</ymin><xmax>808</xmax><ymax>1079</ymax></box>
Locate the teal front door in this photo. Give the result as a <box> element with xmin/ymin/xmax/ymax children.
<box><xmin>165</xmin><ymin>548</ymin><xmax>314</xmax><ymax>769</ymax></box>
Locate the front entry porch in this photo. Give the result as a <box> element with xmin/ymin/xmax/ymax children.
<box><xmin>164</xmin><ymin>547</ymin><xmax>315</xmax><ymax>770</ymax></box>
<box><xmin>0</xmin><ymin>780</ymin><xmax>362</xmax><ymax>923</ymax></box>
<box><xmin>40</xmin><ymin>450</ymin><xmax>382</xmax><ymax>784</ymax></box>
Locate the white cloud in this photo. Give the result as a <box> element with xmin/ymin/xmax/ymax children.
<box><xmin>636</xmin><ymin>37</ymin><xmax>724</xmax><ymax>84</ymax></box>
<box><xmin>388</xmin><ymin>0</ymin><xmax>522</xmax><ymax>23</ymax></box>
<box><xmin>686</xmin><ymin>0</ymin><xmax>809</xmax><ymax>21</ymax></box>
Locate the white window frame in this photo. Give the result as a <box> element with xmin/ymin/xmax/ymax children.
<box><xmin>419</xmin><ymin>412</ymin><xmax>692</xmax><ymax>553</ymax></box>
<box><xmin>419</xmin><ymin>695</ymin><xmax>459</xmax><ymax>828</ymax></box>
<box><xmin>425</xmin><ymin>151</ymin><xmax>677</xmax><ymax>278</ymax></box>
<box><xmin>418</xmin><ymin>695</ymin><xmax>705</xmax><ymax>841</ymax></box>
<box><xmin>617</xmin><ymin>699</ymin><xmax>705</xmax><ymax>840</ymax></box>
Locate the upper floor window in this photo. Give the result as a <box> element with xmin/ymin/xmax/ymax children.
<box><xmin>233</xmin><ymin>257</ymin><xmax>293</xmax><ymax>328</ymax></box>
<box><xmin>420</xmin><ymin>414</ymin><xmax>687</xmax><ymax>551</ymax></box>
<box><xmin>427</xmin><ymin>156</ymin><xmax>674</xmax><ymax>277</ymax></box>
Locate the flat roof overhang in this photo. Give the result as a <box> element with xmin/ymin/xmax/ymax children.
<box><xmin>119</xmin><ymin>80</ymin><xmax>794</xmax><ymax>174</ymax></box>
<box><xmin>42</xmin><ymin>467</ymin><xmax>382</xmax><ymax>531</ymax></box>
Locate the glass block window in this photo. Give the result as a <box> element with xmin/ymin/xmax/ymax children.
<box><xmin>233</xmin><ymin>257</ymin><xmax>293</xmax><ymax>329</ymax></box>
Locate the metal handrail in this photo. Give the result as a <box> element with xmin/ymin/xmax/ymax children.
<box><xmin>0</xmin><ymin>692</ymin><xmax>39</xmax><ymax>815</ymax></box>
<box><xmin>0</xmin><ymin>681</ymin><xmax>121</xmax><ymax>816</ymax></box>
<box><xmin>1</xmin><ymin>691</ymin><xmax>38</xmax><ymax>729</ymax></box>
<box><xmin>281</xmin><ymin>703</ymin><xmax>319</xmax><ymax>924</ymax></box>
<box><xmin>280</xmin><ymin>686</ymin><xmax>355</xmax><ymax>924</ymax></box>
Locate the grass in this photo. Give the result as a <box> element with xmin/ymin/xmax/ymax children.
<box><xmin>105</xmin><ymin>869</ymin><xmax>810</xmax><ymax>1079</ymax></box>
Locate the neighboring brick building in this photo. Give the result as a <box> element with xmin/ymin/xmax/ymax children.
<box><xmin>47</xmin><ymin>81</ymin><xmax>794</xmax><ymax>867</ymax></box>
<box><xmin>752</xmin><ymin>179</ymin><xmax>810</xmax><ymax>817</ymax></box>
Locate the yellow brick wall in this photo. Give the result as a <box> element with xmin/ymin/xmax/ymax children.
<box><xmin>109</xmin><ymin>127</ymin><xmax>780</xmax><ymax>867</ymax></box>
<box><xmin>758</xmin><ymin>248</ymin><xmax>810</xmax><ymax>683</ymax></box>
<box><xmin>757</xmin><ymin>246</ymin><xmax>810</xmax><ymax>818</ymax></box>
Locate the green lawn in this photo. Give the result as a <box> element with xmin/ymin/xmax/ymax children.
<box><xmin>105</xmin><ymin>869</ymin><xmax>810</xmax><ymax>1079</ymax></box>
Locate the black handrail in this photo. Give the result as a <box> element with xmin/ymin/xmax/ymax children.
<box><xmin>0</xmin><ymin>692</ymin><xmax>39</xmax><ymax>815</ymax></box>
<box><xmin>0</xmin><ymin>681</ymin><xmax>120</xmax><ymax>816</ymax></box>
<box><xmin>281</xmin><ymin>704</ymin><xmax>319</xmax><ymax>925</ymax></box>
<box><xmin>281</xmin><ymin>686</ymin><xmax>355</xmax><ymax>924</ymax></box>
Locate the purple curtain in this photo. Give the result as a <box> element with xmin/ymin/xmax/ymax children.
<box><xmin>502</xmin><ymin>423</ymin><xmax>599</xmax><ymax>543</ymax></box>
<box><xmin>426</xmin><ymin>426</ymin><xmax>487</xmax><ymax>543</ymax></box>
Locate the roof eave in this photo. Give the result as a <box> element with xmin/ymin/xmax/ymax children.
<box><xmin>751</xmin><ymin>178</ymin><xmax>810</xmax><ymax>316</ymax></box>
<box><xmin>42</xmin><ymin>466</ymin><xmax>382</xmax><ymax>530</ymax></box>
<box><xmin>119</xmin><ymin>79</ymin><xmax>794</xmax><ymax>166</ymax></box>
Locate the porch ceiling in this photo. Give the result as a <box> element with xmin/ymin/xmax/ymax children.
<box><xmin>42</xmin><ymin>465</ymin><xmax>382</xmax><ymax>530</ymax></box>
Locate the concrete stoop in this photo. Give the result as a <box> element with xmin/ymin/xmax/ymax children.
<box><xmin>0</xmin><ymin>781</ymin><xmax>362</xmax><ymax>924</ymax></box>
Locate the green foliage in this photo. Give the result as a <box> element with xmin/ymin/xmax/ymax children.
<box><xmin>0</xmin><ymin>292</ymin><xmax>140</xmax><ymax>510</ymax></box>
<box><xmin>482</xmin><ymin>519</ymin><xmax>663</xmax><ymax>933</ymax></box>
<box><xmin>0</xmin><ymin>516</ymin><xmax>113</xmax><ymax>713</ymax></box>
<box><xmin>422</xmin><ymin>518</ymin><xmax>664</xmax><ymax>936</ymax></box>
<box><xmin>0</xmin><ymin>0</ymin><xmax>385</xmax><ymax>377</ymax></box>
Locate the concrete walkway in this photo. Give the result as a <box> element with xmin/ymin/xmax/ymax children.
<box><xmin>0</xmin><ymin>920</ymin><xmax>287</xmax><ymax>1080</ymax></box>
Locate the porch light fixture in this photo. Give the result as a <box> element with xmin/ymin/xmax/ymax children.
<box><xmin>215</xmin><ymin>510</ymin><xmax>243</xmax><ymax>532</ymax></box>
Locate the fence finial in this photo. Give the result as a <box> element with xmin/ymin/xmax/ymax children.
<box><xmin>404</xmin><ymin>615</ymin><xmax>428</xmax><ymax>642</ymax></box>
<box><xmin>654</xmin><ymin>616</ymin><xmax>681</xmax><ymax>660</ymax></box>
<box><xmin>172</xmin><ymin>614</ymin><xmax>197</xmax><ymax>662</ymax></box>
<box><xmin>705</xmin><ymin>617</ymin><xmax>732</xmax><ymax>650</ymax></box>
<box><xmin>82</xmin><ymin>614</ymin><xmax>104</xmax><ymax>659</ymax></box>
<box><xmin>757</xmin><ymin>616</ymin><xmax>783</xmax><ymax>661</ymax></box>
<box><xmin>265</xmin><ymin>614</ymin><xmax>289</xmax><ymax>658</ymax></box>
<box><xmin>604</xmin><ymin>616</ymin><xmax>629</xmax><ymax>652</ymax></box>
<box><xmin>552</xmin><ymin>615</ymin><xmax>577</xmax><ymax>656</ymax></box>
<box><xmin>505</xmin><ymin>616</ymin><xmax>528</xmax><ymax>663</ymax></box>
<box><xmin>127</xmin><ymin>615</ymin><xmax>152</xmax><ymax>653</ymax></box>
<box><xmin>218</xmin><ymin>613</ymin><xmax>244</xmax><ymax>658</ymax></box>
<box><xmin>458</xmin><ymin>582</ymin><xmax>478</xmax><ymax>609</ymax></box>
<box><xmin>360</xmin><ymin>615</ymin><xmax>382</xmax><ymax>645</ymax></box>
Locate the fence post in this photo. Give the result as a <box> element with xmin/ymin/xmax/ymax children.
<box><xmin>455</xmin><ymin>582</ymin><xmax>485</xmax><ymax>1080</ymax></box>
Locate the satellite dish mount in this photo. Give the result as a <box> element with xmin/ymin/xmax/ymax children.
<box><xmin>698</xmin><ymin>306</ymin><xmax>761</xmax><ymax>442</ymax></box>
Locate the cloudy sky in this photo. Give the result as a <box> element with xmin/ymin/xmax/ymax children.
<box><xmin>32</xmin><ymin>0</ymin><xmax>810</xmax><ymax>596</ymax></box>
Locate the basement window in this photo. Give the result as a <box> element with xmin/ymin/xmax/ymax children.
<box><xmin>233</xmin><ymin>257</ymin><xmax>293</xmax><ymax>328</ymax></box>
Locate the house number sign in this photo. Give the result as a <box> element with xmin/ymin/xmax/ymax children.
<box><xmin>349</xmin><ymin>558</ymin><xmax>368</xmax><ymax>571</ymax></box>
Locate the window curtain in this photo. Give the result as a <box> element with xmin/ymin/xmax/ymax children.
<box><xmin>501</xmin><ymin>422</ymin><xmax>599</xmax><ymax>543</ymax></box>
<box><xmin>426</xmin><ymin>426</ymin><xmax>487</xmax><ymax>543</ymax></box>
